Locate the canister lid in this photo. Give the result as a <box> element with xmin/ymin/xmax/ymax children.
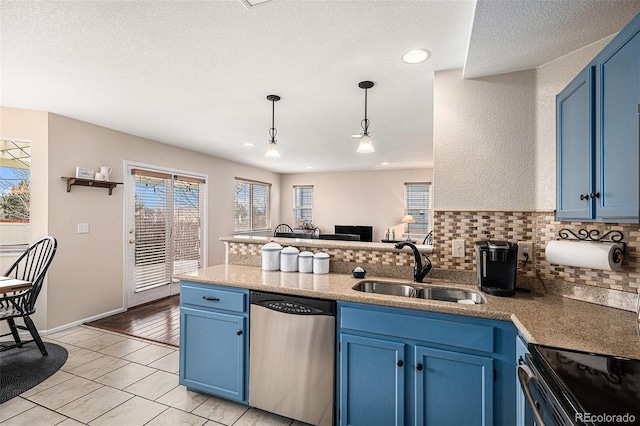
<box><xmin>281</xmin><ymin>246</ymin><xmax>300</xmax><ymax>254</ymax></box>
<box><xmin>299</xmin><ymin>251</ymin><xmax>314</xmax><ymax>258</ymax></box>
<box><xmin>313</xmin><ymin>252</ymin><xmax>330</xmax><ymax>258</ymax></box>
<box><xmin>262</xmin><ymin>240</ymin><xmax>282</xmax><ymax>251</ymax></box>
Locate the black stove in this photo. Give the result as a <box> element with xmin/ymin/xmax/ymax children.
<box><xmin>524</xmin><ymin>344</ymin><xmax>640</xmax><ymax>425</ymax></box>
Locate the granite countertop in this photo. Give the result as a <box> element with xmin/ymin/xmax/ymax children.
<box><xmin>176</xmin><ymin>264</ymin><xmax>640</xmax><ymax>359</ymax></box>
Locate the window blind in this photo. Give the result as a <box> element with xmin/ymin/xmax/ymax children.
<box><xmin>134</xmin><ymin>174</ymin><xmax>171</xmax><ymax>292</ymax></box>
<box><xmin>404</xmin><ymin>182</ymin><xmax>431</xmax><ymax>234</ymax></box>
<box><xmin>293</xmin><ymin>185</ymin><xmax>314</xmax><ymax>225</ymax></box>
<box><xmin>173</xmin><ymin>177</ymin><xmax>205</xmax><ymax>276</ymax></box>
<box><xmin>133</xmin><ymin>171</ymin><xmax>206</xmax><ymax>292</ymax></box>
<box><xmin>234</xmin><ymin>179</ymin><xmax>271</xmax><ymax>231</ymax></box>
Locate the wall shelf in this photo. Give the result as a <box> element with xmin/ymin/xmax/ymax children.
<box><xmin>62</xmin><ymin>177</ymin><xmax>122</xmax><ymax>195</ymax></box>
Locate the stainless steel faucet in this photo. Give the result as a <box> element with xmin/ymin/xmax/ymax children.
<box><xmin>394</xmin><ymin>241</ymin><xmax>432</xmax><ymax>282</ymax></box>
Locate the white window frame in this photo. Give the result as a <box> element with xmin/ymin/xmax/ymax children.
<box><xmin>234</xmin><ymin>178</ymin><xmax>272</xmax><ymax>232</ymax></box>
<box><xmin>404</xmin><ymin>182</ymin><xmax>432</xmax><ymax>239</ymax></box>
<box><xmin>293</xmin><ymin>185</ymin><xmax>314</xmax><ymax>227</ymax></box>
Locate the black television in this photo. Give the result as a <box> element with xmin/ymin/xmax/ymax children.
<box><xmin>334</xmin><ymin>225</ymin><xmax>373</xmax><ymax>242</ymax></box>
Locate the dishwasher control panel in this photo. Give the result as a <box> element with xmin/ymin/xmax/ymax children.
<box><xmin>264</xmin><ymin>301</ymin><xmax>321</xmax><ymax>314</ymax></box>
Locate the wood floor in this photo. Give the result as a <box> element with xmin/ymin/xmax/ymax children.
<box><xmin>85</xmin><ymin>295</ymin><xmax>180</xmax><ymax>347</ymax></box>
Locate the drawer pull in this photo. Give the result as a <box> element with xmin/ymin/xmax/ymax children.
<box><xmin>202</xmin><ymin>296</ymin><xmax>220</xmax><ymax>302</ymax></box>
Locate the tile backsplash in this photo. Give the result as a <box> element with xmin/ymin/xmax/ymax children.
<box><xmin>433</xmin><ymin>210</ymin><xmax>639</xmax><ymax>295</ymax></box>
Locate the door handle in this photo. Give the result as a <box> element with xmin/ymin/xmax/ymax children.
<box><xmin>397</xmin><ymin>360</ymin><xmax>404</xmax><ymax>367</ymax></box>
<box><xmin>129</xmin><ymin>239</ymin><xmax>136</xmax><ymax>244</ymax></box>
<box><xmin>416</xmin><ymin>363</ymin><xmax>423</xmax><ymax>371</ymax></box>
<box><xmin>237</xmin><ymin>330</ymin><xmax>243</xmax><ymax>336</ymax></box>
<box><xmin>202</xmin><ymin>296</ymin><xmax>220</xmax><ymax>302</ymax></box>
<box><xmin>580</xmin><ymin>194</ymin><xmax>590</xmax><ymax>201</ymax></box>
<box><xmin>590</xmin><ymin>192</ymin><xmax>601</xmax><ymax>199</ymax></box>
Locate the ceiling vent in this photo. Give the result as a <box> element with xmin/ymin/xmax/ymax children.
<box><xmin>239</xmin><ymin>0</ymin><xmax>280</xmax><ymax>11</ymax></box>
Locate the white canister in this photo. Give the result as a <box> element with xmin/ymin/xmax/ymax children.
<box><xmin>313</xmin><ymin>252</ymin><xmax>330</xmax><ymax>274</ymax></box>
<box><xmin>280</xmin><ymin>246</ymin><xmax>300</xmax><ymax>272</ymax></box>
<box><xmin>261</xmin><ymin>241</ymin><xmax>282</xmax><ymax>271</ymax></box>
<box><xmin>298</xmin><ymin>251</ymin><xmax>314</xmax><ymax>273</ymax></box>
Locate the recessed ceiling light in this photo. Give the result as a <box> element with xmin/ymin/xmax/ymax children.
<box><xmin>243</xmin><ymin>142</ymin><xmax>255</xmax><ymax>147</ymax></box>
<box><xmin>306</xmin><ymin>166</ymin><xmax>313</xmax><ymax>169</ymax></box>
<box><xmin>402</xmin><ymin>48</ymin><xmax>431</xmax><ymax>64</ymax></box>
<box><xmin>381</xmin><ymin>162</ymin><xmax>389</xmax><ymax>166</ymax></box>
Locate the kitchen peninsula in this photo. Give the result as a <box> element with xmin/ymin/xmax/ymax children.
<box><xmin>177</xmin><ymin>261</ymin><xmax>640</xmax><ymax>426</ymax></box>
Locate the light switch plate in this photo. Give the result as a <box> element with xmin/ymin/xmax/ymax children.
<box><xmin>78</xmin><ymin>223</ymin><xmax>90</xmax><ymax>234</ymax></box>
<box><xmin>452</xmin><ymin>239</ymin><xmax>465</xmax><ymax>258</ymax></box>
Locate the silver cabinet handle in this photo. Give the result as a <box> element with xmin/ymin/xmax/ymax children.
<box><xmin>518</xmin><ymin>365</ymin><xmax>546</xmax><ymax>426</ymax></box>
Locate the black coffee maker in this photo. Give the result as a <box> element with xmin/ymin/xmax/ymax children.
<box><xmin>475</xmin><ymin>240</ymin><xmax>517</xmax><ymax>297</ymax></box>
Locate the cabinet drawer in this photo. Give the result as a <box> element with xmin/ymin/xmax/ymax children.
<box><xmin>340</xmin><ymin>305</ymin><xmax>495</xmax><ymax>353</ymax></box>
<box><xmin>181</xmin><ymin>283</ymin><xmax>247</xmax><ymax>313</ymax></box>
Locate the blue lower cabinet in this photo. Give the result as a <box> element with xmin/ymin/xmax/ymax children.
<box><xmin>179</xmin><ymin>282</ymin><xmax>248</xmax><ymax>403</ymax></box>
<box><xmin>415</xmin><ymin>346</ymin><xmax>493</xmax><ymax>426</ymax></box>
<box><xmin>338</xmin><ymin>302</ymin><xmax>515</xmax><ymax>426</ymax></box>
<box><xmin>339</xmin><ymin>334</ymin><xmax>405</xmax><ymax>426</ymax></box>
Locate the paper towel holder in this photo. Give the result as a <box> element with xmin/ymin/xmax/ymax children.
<box><xmin>557</xmin><ymin>228</ymin><xmax>626</xmax><ymax>263</ymax></box>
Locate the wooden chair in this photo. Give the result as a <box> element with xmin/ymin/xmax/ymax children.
<box><xmin>273</xmin><ymin>224</ymin><xmax>293</xmax><ymax>236</ymax></box>
<box><xmin>0</xmin><ymin>236</ymin><xmax>57</xmax><ymax>356</ymax></box>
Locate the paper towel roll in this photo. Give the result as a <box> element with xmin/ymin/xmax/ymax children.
<box><xmin>545</xmin><ymin>240</ymin><xmax>623</xmax><ymax>271</ymax></box>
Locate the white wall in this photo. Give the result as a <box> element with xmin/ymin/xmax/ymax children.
<box><xmin>534</xmin><ymin>36</ymin><xmax>614</xmax><ymax>210</ymax></box>
<box><xmin>433</xmin><ymin>68</ymin><xmax>537</xmax><ymax>210</ymax></box>
<box><xmin>280</xmin><ymin>168</ymin><xmax>432</xmax><ymax>242</ymax></box>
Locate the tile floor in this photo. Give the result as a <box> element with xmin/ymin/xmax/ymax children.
<box><xmin>1</xmin><ymin>326</ymin><xmax>306</xmax><ymax>425</ymax></box>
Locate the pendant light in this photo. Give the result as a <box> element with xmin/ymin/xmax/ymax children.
<box><xmin>357</xmin><ymin>81</ymin><xmax>375</xmax><ymax>153</ymax></box>
<box><xmin>265</xmin><ymin>94</ymin><xmax>281</xmax><ymax>158</ymax></box>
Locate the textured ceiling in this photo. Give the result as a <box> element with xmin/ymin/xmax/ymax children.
<box><xmin>465</xmin><ymin>0</ymin><xmax>640</xmax><ymax>78</ymax></box>
<box><xmin>1</xmin><ymin>1</ymin><xmax>638</xmax><ymax>174</ymax></box>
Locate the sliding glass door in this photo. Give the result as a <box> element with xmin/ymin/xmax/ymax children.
<box><xmin>125</xmin><ymin>165</ymin><xmax>206</xmax><ymax>308</ymax></box>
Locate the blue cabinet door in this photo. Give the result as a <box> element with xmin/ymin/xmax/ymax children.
<box><xmin>179</xmin><ymin>306</ymin><xmax>247</xmax><ymax>402</ymax></box>
<box><xmin>339</xmin><ymin>334</ymin><xmax>405</xmax><ymax>426</ymax></box>
<box><xmin>595</xmin><ymin>22</ymin><xmax>640</xmax><ymax>221</ymax></box>
<box><xmin>415</xmin><ymin>346</ymin><xmax>493</xmax><ymax>426</ymax></box>
<box><xmin>556</xmin><ymin>65</ymin><xmax>595</xmax><ymax>221</ymax></box>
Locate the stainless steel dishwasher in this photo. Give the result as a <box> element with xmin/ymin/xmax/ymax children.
<box><xmin>249</xmin><ymin>291</ymin><xmax>335</xmax><ymax>426</ymax></box>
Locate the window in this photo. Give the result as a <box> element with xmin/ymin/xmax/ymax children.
<box><xmin>0</xmin><ymin>139</ymin><xmax>31</xmax><ymax>251</ymax></box>
<box><xmin>293</xmin><ymin>185</ymin><xmax>313</xmax><ymax>227</ymax></box>
<box><xmin>234</xmin><ymin>178</ymin><xmax>271</xmax><ymax>232</ymax></box>
<box><xmin>404</xmin><ymin>182</ymin><xmax>431</xmax><ymax>235</ymax></box>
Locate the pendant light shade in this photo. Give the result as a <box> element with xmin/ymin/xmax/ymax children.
<box><xmin>265</xmin><ymin>95</ymin><xmax>281</xmax><ymax>158</ymax></box>
<box><xmin>357</xmin><ymin>135</ymin><xmax>374</xmax><ymax>153</ymax></box>
<box><xmin>356</xmin><ymin>81</ymin><xmax>375</xmax><ymax>153</ymax></box>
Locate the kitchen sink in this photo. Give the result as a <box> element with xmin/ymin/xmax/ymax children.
<box><xmin>417</xmin><ymin>287</ymin><xmax>485</xmax><ymax>304</ymax></box>
<box><xmin>352</xmin><ymin>280</ymin><xmax>485</xmax><ymax>304</ymax></box>
<box><xmin>352</xmin><ymin>281</ymin><xmax>417</xmax><ymax>297</ymax></box>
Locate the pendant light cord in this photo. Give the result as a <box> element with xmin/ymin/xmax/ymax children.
<box><xmin>361</xmin><ymin>87</ymin><xmax>370</xmax><ymax>135</ymax></box>
<box><xmin>269</xmin><ymin>98</ymin><xmax>277</xmax><ymax>141</ymax></box>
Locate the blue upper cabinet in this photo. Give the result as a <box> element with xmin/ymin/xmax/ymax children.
<box><xmin>557</xmin><ymin>12</ymin><xmax>640</xmax><ymax>222</ymax></box>
<box><xmin>556</xmin><ymin>66</ymin><xmax>595</xmax><ymax>221</ymax></box>
<box><xmin>595</xmin><ymin>14</ymin><xmax>640</xmax><ymax>221</ymax></box>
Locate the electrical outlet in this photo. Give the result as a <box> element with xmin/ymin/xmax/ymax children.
<box><xmin>452</xmin><ymin>239</ymin><xmax>465</xmax><ymax>258</ymax></box>
<box><xmin>78</xmin><ymin>223</ymin><xmax>90</xmax><ymax>234</ymax></box>
<box><xmin>517</xmin><ymin>241</ymin><xmax>533</xmax><ymax>261</ymax></box>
